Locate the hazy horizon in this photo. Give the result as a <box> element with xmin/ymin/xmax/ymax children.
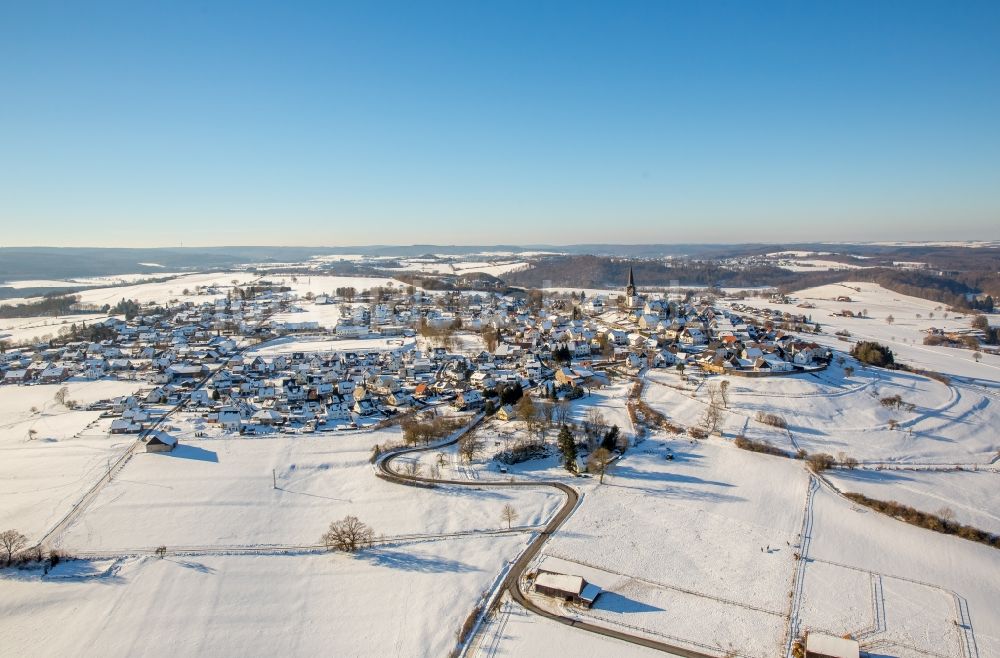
<box><xmin>2</xmin><ymin>239</ymin><xmax>998</xmax><ymax>252</ymax></box>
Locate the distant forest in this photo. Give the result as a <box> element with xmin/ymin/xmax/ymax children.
<box><xmin>505</xmin><ymin>254</ymin><xmax>997</xmax><ymax>310</ymax></box>
<box><xmin>505</xmin><ymin>256</ymin><xmax>803</xmax><ymax>289</ymax></box>
<box><xmin>1</xmin><ymin>244</ymin><xmax>996</xmax><ymax>312</ymax></box>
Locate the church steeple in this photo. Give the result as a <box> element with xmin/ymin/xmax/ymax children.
<box><xmin>625</xmin><ymin>266</ymin><xmax>636</xmax><ymax>298</ymax></box>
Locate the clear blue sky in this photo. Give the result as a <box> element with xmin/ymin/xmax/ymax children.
<box><xmin>1</xmin><ymin>1</ymin><xmax>999</xmax><ymax>247</ymax></box>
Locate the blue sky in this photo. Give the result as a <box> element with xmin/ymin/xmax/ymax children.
<box><xmin>1</xmin><ymin>1</ymin><xmax>999</xmax><ymax>247</ymax></box>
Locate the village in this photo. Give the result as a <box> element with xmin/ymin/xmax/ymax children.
<box><xmin>0</xmin><ymin>269</ymin><xmax>834</xmax><ymax>450</ymax></box>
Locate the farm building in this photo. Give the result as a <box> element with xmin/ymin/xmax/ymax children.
<box><xmin>110</xmin><ymin>419</ymin><xmax>143</xmax><ymax>434</ymax></box>
<box><xmin>805</xmin><ymin>633</ymin><xmax>860</xmax><ymax>658</ymax></box>
<box><xmin>144</xmin><ymin>430</ymin><xmax>178</xmax><ymax>453</ymax></box>
<box><xmin>533</xmin><ymin>571</ymin><xmax>601</xmax><ymax>608</ymax></box>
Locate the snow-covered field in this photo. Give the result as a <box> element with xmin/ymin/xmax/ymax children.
<box><xmin>774</xmin><ymin>259</ymin><xmax>865</xmax><ymax>272</ymax></box>
<box><xmin>55</xmin><ymin>431</ymin><xmax>562</xmax><ymax>551</ymax></box>
<box><xmin>384</xmin><ymin>258</ymin><xmax>528</xmax><ymax>277</ymax></box>
<box><xmin>269</xmin><ymin>303</ymin><xmax>347</xmax><ymax>329</ymax></box>
<box><xmin>826</xmin><ymin>468</ymin><xmax>1000</xmax><ymax>534</ymax></box>
<box><xmin>536</xmin><ymin>438</ymin><xmax>808</xmax><ymax>658</ymax></box>
<box><xmin>0</xmin><ymin>272</ymin><xmax>187</xmax><ymax>289</ymax></box>
<box><xmin>265</xmin><ymin>274</ymin><xmax>412</xmax><ymax>297</ymax></box>
<box><xmin>805</xmin><ymin>482</ymin><xmax>998</xmax><ymax>657</ymax></box>
<box><xmin>0</xmin><ymin>313</ymin><xmax>113</xmax><ymax>344</ymax></box>
<box><xmin>1</xmin><ymin>535</ymin><xmax>529</xmax><ymax>658</ymax></box>
<box><xmin>643</xmin><ymin>361</ymin><xmax>1000</xmax><ymax>464</ymax></box>
<box><xmin>0</xmin><ymin>380</ymin><xmax>145</xmax><ymax>540</ymax></box>
<box><xmin>0</xmin><ymin>271</ymin><xmax>260</xmax><ymax>309</ymax></box>
<box><xmin>246</xmin><ymin>335</ymin><xmax>414</xmax><ymax>356</ymax></box>
<box><xmin>729</xmin><ymin>282</ymin><xmax>1000</xmax><ymax>381</ymax></box>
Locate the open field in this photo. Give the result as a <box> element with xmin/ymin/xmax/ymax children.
<box><xmin>0</xmin><ymin>535</ymin><xmax>528</xmax><ymax>658</ymax></box>
<box><xmin>246</xmin><ymin>335</ymin><xmax>415</xmax><ymax>356</ymax></box>
<box><xmin>0</xmin><ymin>313</ymin><xmax>114</xmax><ymax>344</ymax></box>
<box><xmin>0</xmin><ymin>271</ymin><xmax>260</xmax><ymax>310</ymax></box>
<box><xmin>55</xmin><ymin>431</ymin><xmax>563</xmax><ymax>551</ymax></box>
<box><xmin>643</xmin><ymin>358</ymin><xmax>1000</xmax><ymax>464</ymax></box>
<box><xmin>726</xmin><ymin>282</ymin><xmax>1000</xmax><ymax>381</ymax></box>
<box><xmin>826</xmin><ymin>468</ymin><xmax>1000</xmax><ymax>534</ymax></box>
<box><xmin>806</xmin><ymin>482</ymin><xmax>998</xmax><ymax>657</ymax></box>
<box><xmin>536</xmin><ymin>438</ymin><xmax>809</xmax><ymax>658</ymax></box>
<box><xmin>0</xmin><ymin>380</ymin><xmax>145</xmax><ymax>540</ymax></box>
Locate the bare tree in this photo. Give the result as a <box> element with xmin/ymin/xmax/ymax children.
<box><xmin>518</xmin><ymin>395</ymin><xmax>545</xmax><ymax>442</ymax></box>
<box><xmin>516</xmin><ymin>394</ymin><xmax>536</xmax><ymax>426</ymax></box>
<box><xmin>588</xmin><ymin>447</ymin><xmax>614</xmax><ymax>484</ymax></box>
<box><xmin>482</xmin><ymin>326</ymin><xmax>499</xmax><ymax>352</ymax></box>
<box><xmin>885</xmin><ymin>315</ymin><xmax>895</xmax><ymax>325</ymax></box>
<box><xmin>500</xmin><ymin>504</ymin><xmax>518</xmax><ymax>530</ymax></box>
<box><xmin>54</xmin><ymin>386</ymin><xmax>70</xmax><ymax>408</ymax></box>
<box><xmin>701</xmin><ymin>388</ymin><xmax>724</xmax><ymax>435</ymax></box>
<box><xmin>402</xmin><ymin>460</ymin><xmax>423</xmax><ymax>477</ymax></box>
<box><xmin>583</xmin><ymin>408</ymin><xmax>608</xmax><ymax>448</ymax></box>
<box><xmin>973</xmin><ymin>351</ymin><xmax>982</xmax><ymax>363</ymax></box>
<box><xmin>322</xmin><ymin>515</ymin><xmax>375</xmax><ymax>552</ymax></box>
<box><xmin>719</xmin><ymin>380</ymin><xmax>730</xmax><ymax>408</ymax></box>
<box><xmin>554</xmin><ymin>400</ymin><xmax>572</xmax><ymax>426</ymax></box>
<box><xmin>539</xmin><ymin>401</ymin><xmax>555</xmax><ymax>428</ymax></box>
<box><xmin>0</xmin><ymin>529</ymin><xmax>27</xmax><ymax>565</ymax></box>
<box><xmin>458</xmin><ymin>432</ymin><xmax>482</xmax><ymax>462</ymax></box>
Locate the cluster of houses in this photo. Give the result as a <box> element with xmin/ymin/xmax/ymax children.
<box><xmin>0</xmin><ymin>268</ymin><xmax>837</xmax><ymax>442</ymax></box>
<box><xmin>615</xmin><ymin>269</ymin><xmax>830</xmax><ymax>375</ymax></box>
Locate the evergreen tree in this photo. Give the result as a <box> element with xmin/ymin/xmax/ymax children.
<box><xmin>557</xmin><ymin>424</ymin><xmax>577</xmax><ymax>473</ymax></box>
<box><xmin>601</xmin><ymin>425</ymin><xmax>620</xmax><ymax>452</ymax></box>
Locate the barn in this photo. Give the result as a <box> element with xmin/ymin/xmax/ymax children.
<box><xmin>533</xmin><ymin>571</ymin><xmax>601</xmax><ymax>608</ymax></box>
<box><xmin>805</xmin><ymin>633</ymin><xmax>860</xmax><ymax>658</ymax></box>
<box><xmin>145</xmin><ymin>430</ymin><xmax>178</xmax><ymax>453</ymax></box>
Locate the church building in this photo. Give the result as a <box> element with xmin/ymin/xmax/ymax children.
<box><xmin>625</xmin><ymin>266</ymin><xmax>642</xmax><ymax>309</ymax></box>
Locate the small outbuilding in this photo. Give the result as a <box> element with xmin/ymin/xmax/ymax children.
<box><xmin>533</xmin><ymin>570</ymin><xmax>602</xmax><ymax>608</ymax></box>
<box><xmin>145</xmin><ymin>430</ymin><xmax>178</xmax><ymax>453</ymax></box>
<box><xmin>805</xmin><ymin>632</ymin><xmax>860</xmax><ymax>658</ymax></box>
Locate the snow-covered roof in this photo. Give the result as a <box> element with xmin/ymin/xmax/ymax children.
<box><xmin>805</xmin><ymin>633</ymin><xmax>859</xmax><ymax>658</ymax></box>
<box><xmin>534</xmin><ymin>572</ymin><xmax>584</xmax><ymax>595</ymax></box>
<box><xmin>146</xmin><ymin>430</ymin><xmax>178</xmax><ymax>447</ymax></box>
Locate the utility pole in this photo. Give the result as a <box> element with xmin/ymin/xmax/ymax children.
<box><xmin>272</xmin><ymin>469</ymin><xmax>276</xmax><ymax>489</ymax></box>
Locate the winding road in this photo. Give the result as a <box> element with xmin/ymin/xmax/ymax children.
<box><xmin>376</xmin><ymin>421</ymin><xmax>716</xmax><ymax>658</ymax></box>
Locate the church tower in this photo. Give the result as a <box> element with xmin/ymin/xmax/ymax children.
<box><xmin>625</xmin><ymin>266</ymin><xmax>640</xmax><ymax>308</ymax></box>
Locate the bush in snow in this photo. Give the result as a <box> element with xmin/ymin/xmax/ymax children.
<box><xmin>851</xmin><ymin>341</ymin><xmax>895</xmax><ymax>368</ymax></box>
<box><xmin>755</xmin><ymin>411</ymin><xmax>788</xmax><ymax>429</ymax></box>
<box><xmin>807</xmin><ymin>453</ymin><xmax>835</xmax><ymax>472</ymax></box>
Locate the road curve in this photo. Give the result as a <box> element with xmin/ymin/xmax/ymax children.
<box><xmin>376</xmin><ymin>421</ymin><xmax>716</xmax><ymax>658</ymax></box>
